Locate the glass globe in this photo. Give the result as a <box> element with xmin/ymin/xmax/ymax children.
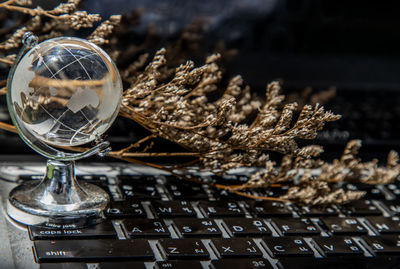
<box><xmin>10</xmin><ymin>37</ymin><xmax>122</xmax><ymax>146</ymax></box>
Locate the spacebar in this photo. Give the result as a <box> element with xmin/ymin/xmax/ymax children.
<box><xmin>33</xmin><ymin>239</ymin><xmax>154</xmax><ymax>263</ymax></box>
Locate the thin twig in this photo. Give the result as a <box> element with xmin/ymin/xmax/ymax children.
<box><xmin>0</xmin><ymin>122</ymin><xmax>16</xmax><ymax>133</ymax></box>
<box><xmin>113</xmin><ymin>152</ymin><xmax>201</xmax><ymax>158</ymax></box>
<box><xmin>0</xmin><ymin>58</ymin><xmax>13</xmax><ymax>65</ymax></box>
<box><xmin>114</xmin><ymin>134</ymin><xmax>155</xmax><ymax>157</ymax></box>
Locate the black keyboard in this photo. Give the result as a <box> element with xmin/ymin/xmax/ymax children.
<box><xmin>3</xmin><ymin>164</ymin><xmax>400</xmax><ymax>269</ymax></box>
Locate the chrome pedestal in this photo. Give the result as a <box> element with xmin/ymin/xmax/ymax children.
<box><xmin>7</xmin><ymin>160</ymin><xmax>109</xmax><ymax>227</ymax></box>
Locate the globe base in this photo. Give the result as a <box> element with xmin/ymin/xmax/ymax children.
<box><xmin>7</xmin><ymin>160</ymin><xmax>109</xmax><ymax>227</ymax></box>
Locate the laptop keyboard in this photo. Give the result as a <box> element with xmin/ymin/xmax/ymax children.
<box><xmin>9</xmin><ymin>171</ymin><xmax>399</xmax><ymax>269</ymax></box>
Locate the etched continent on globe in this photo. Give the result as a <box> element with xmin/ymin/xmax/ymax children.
<box><xmin>10</xmin><ymin>37</ymin><xmax>122</xmax><ymax>146</ymax></box>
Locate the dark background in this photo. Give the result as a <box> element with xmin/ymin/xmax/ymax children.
<box><xmin>2</xmin><ymin>0</ymin><xmax>400</xmax><ymax>162</ymax></box>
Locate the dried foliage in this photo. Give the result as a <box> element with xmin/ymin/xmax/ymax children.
<box><xmin>119</xmin><ymin>49</ymin><xmax>400</xmax><ymax>205</ymax></box>
<box><xmin>0</xmin><ymin>0</ymin><xmax>102</xmax><ymax>51</ymax></box>
<box><xmin>0</xmin><ymin>1</ymin><xmax>399</xmax><ymax>206</ymax></box>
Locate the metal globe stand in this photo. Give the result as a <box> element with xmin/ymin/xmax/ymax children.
<box><xmin>6</xmin><ymin>32</ymin><xmax>113</xmax><ymax>227</ymax></box>
<box><xmin>7</xmin><ymin>160</ymin><xmax>110</xmax><ymax>226</ymax></box>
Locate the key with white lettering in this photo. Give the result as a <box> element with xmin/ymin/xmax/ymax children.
<box><xmin>211</xmin><ymin>238</ymin><xmax>263</xmax><ymax>258</ymax></box>
<box><xmin>382</xmin><ymin>200</ymin><xmax>400</xmax><ymax>216</ymax></box>
<box><xmin>313</xmin><ymin>237</ymin><xmax>364</xmax><ymax>256</ymax></box>
<box><xmin>263</xmin><ymin>237</ymin><xmax>314</xmax><ymax>257</ymax></box>
<box><xmin>364</xmin><ymin>235</ymin><xmax>400</xmax><ymax>255</ymax></box>
<box><xmin>29</xmin><ymin>221</ymin><xmax>117</xmax><ymax>240</ymax></box>
<box><xmin>320</xmin><ymin>217</ymin><xmax>367</xmax><ymax>235</ymax></box>
<box><xmin>212</xmin><ymin>259</ymin><xmax>274</xmax><ymax>269</ymax></box>
<box><xmin>158</xmin><ymin>239</ymin><xmax>209</xmax><ymax>259</ymax></box>
<box><xmin>152</xmin><ymin>201</ymin><xmax>196</xmax><ymax>217</ymax></box>
<box><xmin>33</xmin><ymin>239</ymin><xmax>154</xmax><ymax>263</ymax></box>
<box><xmin>223</xmin><ymin>218</ymin><xmax>271</xmax><ymax>237</ymax></box>
<box><xmin>39</xmin><ymin>264</ymin><xmax>87</xmax><ymax>269</ymax></box>
<box><xmin>298</xmin><ymin>205</ymin><xmax>338</xmax><ymax>217</ymax></box>
<box><xmin>118</xmin><ymin>175</ymin><xmax>160</xmax><ymax>200</ymax></box>
<box><xmin>173</xmin><ymin>218</ymin><xmax>222</xmax><ymax>237</ymax></box>
<box><xmin>271</xmin><ymin>218</ymin><xmax>320</xmax><ymax>235</ymax></box>
<box><xmin>123</xmin><ymin>219</ymin><xmax>170</xmax><ymax>238</ymax></box>
<box><xmin>340</xmin><ymin>200</ymin><xmax>382</xmax><ymax>216</ymax></box>
<box><xmin>165</xmin><ymin>176</ymin><xmax>209</xmax><ymax>200</ymax></box>
<box><xmin>106</xmin><ymin>201</ymin><xmax>146</xmax><ymax>219</ymax></box>
<box><xmin>249</xmin><ymin>201</ymin><xmax>292</xmax><ymax>217</ymax></box>
<box><xmin>366</xmin><ymin>216</ymin><xmax>400</xmax><ymax>234</ymax></box>
<box><xmin>157</xmin><ymin>261</ymin><xmax>204</xmax><ymax>269</ymax></box>
<box><xmin>200</xmin><ymin>201</ymin><xmax>245</xmax><ymax>217</ymax></box>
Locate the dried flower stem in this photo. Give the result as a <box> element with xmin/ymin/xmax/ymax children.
<box><xmin>0</xmin><ymin>122</ymin><xmax>16</xmax><ymax>133</ymax></box>
<box><xmin>0</xmin><ymin>58</ymin><xmax>13</xmax><ymax>65</ymax></box>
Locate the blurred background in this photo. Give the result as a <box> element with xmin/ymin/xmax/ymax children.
<box><xmin>1</xmin><ymin>0</ymin><xmax>400</xmax><ymax>162</ymax></box>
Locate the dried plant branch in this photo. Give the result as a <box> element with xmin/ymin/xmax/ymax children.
<box><xmin>0</xmin><ymin>0</ymin><xmax>101</xmax><ymax>50</ymax></box>
<box><xmin>0</xmin><ymin>3</ymin><xmax>398</xmax><ymax>206</ymax></box>
<box><xmin>118</xmin><ymin>48</ymin><xmax>399</xmax><ymax>205</ymax></box>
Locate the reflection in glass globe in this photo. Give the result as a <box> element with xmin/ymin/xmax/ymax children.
<box><xmin>10</xmin><ymin>37</ymin><xmax>122</xmax><ymax>146</ymax></box>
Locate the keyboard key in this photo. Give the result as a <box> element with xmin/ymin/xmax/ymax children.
<box><xmin>40</xmin><ymin>264</ymin><xmax>87</xmax><ymax>269</ymax></box>
<box><xmin>118</xmin><ymin>175</ymin><xmax>156</xmax><ymax>185</ymax></box>
<box><xmin>212</xmin><ymin>189</ymin><xmax>245</xmax><ymax>200</ymax></box>
<box><xmin>106</xmin><ymin>201</ymin><xmax>146</xmax><ymax>218</ymax></box>
<box><xmin>77</xmin><ymin>175</ymin><xmax>108</xmax><ymax>184</ymax></box>
<box><xmin>344</xmin><ymin>183</ymin><xmax>386</xmax><ymax>200</ymax></box>
<box><xmin>123</xmin><ymin>219</ymin><xmax>170</xmax><ymax>238</ymax></box>
<box><xmin>211</xmin><ymin>175</ymin><xmax>249</xmax><ymax>186</ymax></box>
<box><xmin>320</xmin><ymin>217</ymin><xmax>367</xmax><ymax>235</ymax></box>
<box><xmin>252</xmin><ymin>186</ymin><xmax>290</xmax><ymax>198</ymax></box>
<box><xmin>313</xmin><ymin>237</ymin><xmax>363</xmax><ymax>256</ymax></box>
<box><xmin>165</xmin><ymin>177</ymin><xmax>209</xmax><ymax>200</ymax></box>
<box><xmin>340</xmin><ymin>200</ymin><xmax>382</xmax><ymax>216</ymax></box>
<box><xmin>158</xmin><ymin>239</ymin><xmax>209</xmax><ymax>259</ymax></box>
<box><xmin>366</xmin><ymin>216</ymin><xmax>400</xmax><ymax>233</ymax></box>
<box><xmin>386</xmin><ymin>183</ymin><xmax>400</xmax><ymax>199</ymax></box>
<box><xmin>271</xmin><ymin>218</ymin><xmax>320</xmax><ymax>235</ymax></box>
<box><xmin>157</xmin><ymin>261</ymin><xmax>204</xmax><ymax>269</ymax></box>
<box><xmin>78</xmin><ymin>175</ymin><xmax>111</xmax><ymax>194</ymax></box>
<box><xmin>29</xmin><ymin>221</ymin><xmax>117</xmax><ymax>240</ymax></box>
<box><xmin>118</xmin><ymin>175</ymin><xmax>160</xmax><ymax>200</ymax></box>
<box><xmin>199</xmin><ymin>201</ymin><xmax>245</xmax><ymax>217</ymax></box>
<box><xmin>298</xmin><ymin>206</ymin><xmax>338</xmax><ymax>217</ymax></box>
<box><xmin>249</xmin><ymin>201</ymin><xmax>292</xmax><ymax>217</ymax></box>
<box><xmin>263</xmin><ymin>237</ymin><xmax>314</xmax><ymax>257</ymax></box>
<box><xmin>33</xmin><ymin>239</ymin><xmax>154</xmax><ymax>262</ymax></box>
<box><xmin>212</xmin><ymin>259</ymin><xmax>274</xmax><ymax>269</ymax></box>
<box><xmin>173</xmin><ymin>218</ymin><xmax>221</xmax><ymax>237</ymax></box>
<box><xmin>98</xmin><ymin>262</ymin><xmax>147</xmax><ymax>269</ymax></box>
<box><xmin>382</xmin><ymin>200</ymin><xmax>400</xmax><ymax>216</ymax></box>
<box><xmin>211</xmin><ymin>238</ymin><xmax>262</xmax><ymax>258</ymax></box>
<box><xmin>364</xmin><ymin>235</ymin><xmax>400</xmax><ymax>255</ymax></box>
<box><xmin>279</xmin><ymin>256</ymin><xmax>400</xmax><ymax>269</ymax></box>
<box><xmin>120</xmin><ymin>184</ymin><xmax>160</xmax><ymax>200</ymax></box>
<box><xmin>223</xmin><ymin>218</ymin><xmax>271</xmax><ymax>237</ymax></box>
<box><xmin>152</xmin><ymin>201</ymin><xmax>196</xmax><ymax>217</ymax></box>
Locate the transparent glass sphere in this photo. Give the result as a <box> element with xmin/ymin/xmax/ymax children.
<box><xmin>10</xmin><ymin>37</ymin><xmax>122</xmax><ymax>146</ymax></box>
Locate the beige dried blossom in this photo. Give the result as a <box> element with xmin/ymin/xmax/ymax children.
<box><xmin>59</xmin><ymin>11</ymin><xmax>101</xmax><ymax>29</ymax></box>
<box><xmin>87</xmin><ymin>15</ymin><xmax>122</xmax><ymax>45</ymax></box>
<box><xmin>50</xmin><ymin>0</ymin><xmax>81</xmax><ymax>15</ymax></box>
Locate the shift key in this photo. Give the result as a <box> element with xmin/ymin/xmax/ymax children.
<box><xmin>33</xmin><ymin>239</ymin><xmax>154</xmax><ymax>263</ymax></box>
